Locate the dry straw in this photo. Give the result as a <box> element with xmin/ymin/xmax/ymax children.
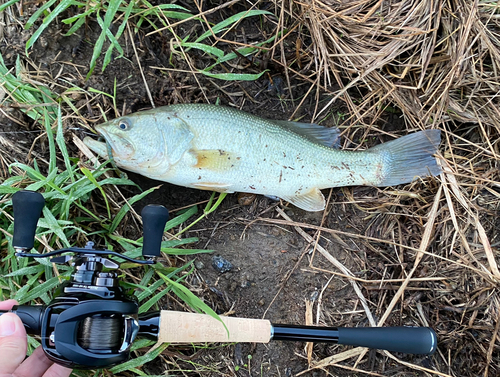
<box><xmin>301</xmin><ymin>0</ymin><xmax>500</xmax><ymax>132</ymax></box>
<box><xmin>283</xmin><ymin>0</ymin><xmax>500</xmax><ymax>375</ymax></box>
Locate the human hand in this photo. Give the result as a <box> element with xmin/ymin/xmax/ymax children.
<box><xmin>0</xmin><ymin>299</ymin><xmax>73</xmax><ymax>377</ymax></box>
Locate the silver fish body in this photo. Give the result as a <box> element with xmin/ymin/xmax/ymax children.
<box><xmin>83</xmin><ymin>104</ymin><xmax>441</xmax><ymax>211</ymax></box>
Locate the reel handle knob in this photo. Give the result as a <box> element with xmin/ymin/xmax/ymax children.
<box><xmin>141</xmin><ymin>205</ymin><xmax>169</xmax><ymax>258</ymax></box>
<box><xmin>12</xmin><ymin>190</ymin><xmax>45</xmax><ymax>250</ymax></box>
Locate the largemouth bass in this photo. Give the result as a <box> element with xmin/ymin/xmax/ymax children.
<box><xmin>83</xmin><ymin>104</ymin><xmax>441</xmax><ymax>211</ymax></box>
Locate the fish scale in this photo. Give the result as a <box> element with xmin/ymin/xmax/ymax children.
<box><xmin>83</xmin><ymin>104</ymin><xmax>441</xmax><ymax>211</ymax></box>
<box><xmin>128</xmin><ymin>105</ymin><xmax>381</xmax><ymax>192</ymax></box>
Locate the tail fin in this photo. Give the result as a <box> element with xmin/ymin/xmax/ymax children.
<box><xmin>371</xmin><ymin>130</ymin><xmax>441</xmax><ymax>187</ymax></box>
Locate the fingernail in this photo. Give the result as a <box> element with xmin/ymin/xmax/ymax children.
<box><xmin>0</xmin><ymin>314</ymin><xmax>17</xmax><ymax>336</ymax></box>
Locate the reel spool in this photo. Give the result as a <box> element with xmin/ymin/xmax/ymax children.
<box><xmin>78</xmin><ymin>316</ymin><xmax>123</xmax><ymax>351</ymax></box>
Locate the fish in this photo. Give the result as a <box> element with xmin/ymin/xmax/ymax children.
<box><xmin>83</xmin><ymin>104</ymin><xmax>441</xmax><ymax>212</ymax></box>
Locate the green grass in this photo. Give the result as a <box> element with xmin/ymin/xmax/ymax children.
<box><xmin>0</xmin><ymin>2</ymin><xmax>276</xmax><ymax>373</ymax></box>
<box><xmin>0</xmin><ymin>46</ymin><xmax>229</xmax><ymax>375</ymax></box>
<box><xmin>1</xmin><ymin>1</ymin><xmax>273</xmax><ymax>81</ymax></box>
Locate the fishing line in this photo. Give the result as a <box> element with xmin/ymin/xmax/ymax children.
<box><xmin>99</xmin><ymin>136</ymin><xmax>127</xmax><ymax>178</ymax></box>
<box><xmin>78</xmin><ymin>316</ymin><xmax>122</xmax><ymax>350</ymax></box>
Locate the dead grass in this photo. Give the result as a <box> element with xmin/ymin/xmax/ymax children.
<box><xmin>296</xmin><ymin>0</ymin><xmax>500</xmax><ymax>130</ymax></box>
<box><xmin>268</xmin><ymin>0</ymin><xmax>500</xmax><ymax>375</ymax></box>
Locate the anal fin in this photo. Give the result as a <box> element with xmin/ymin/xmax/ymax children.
<box><xmin>281</xmin><ymin>188</ymin><xmax>325</xmax><ymax>212</ymax></box>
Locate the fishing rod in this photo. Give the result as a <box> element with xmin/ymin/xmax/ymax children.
<box><xmin>0</xmin><ymin>191</ymin><xmax>437</xmax><ymax>369</ymax></box>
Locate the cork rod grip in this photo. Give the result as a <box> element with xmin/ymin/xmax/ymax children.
<box><xmin>157</xmin><ymin>311</ymin><xmax>272</xmax><ymax>344</ymax></box>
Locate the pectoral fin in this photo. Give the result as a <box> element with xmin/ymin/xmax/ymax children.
<box><xmin>281</xmin><ymin>188</ymin><xmax>326</xmax><ymax>212</ymax></box>
<box><xmin>192</xmin><ymin>182</ymin><xmax>234</xmax><ymax>193</ymax></box>
<box><xmin>191</xmin><ymin>149</ymin><xmax>239</xmax><ymax>171</ymax></box>
<box><xmin>162</xmin><ymin>114</ymin><xmax>195</xmax><ymax>165</ymax></box>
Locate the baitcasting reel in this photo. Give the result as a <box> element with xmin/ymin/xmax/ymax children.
<box><xmin>1</xmin><ymin>191</ymin><xmax>438</xmax><ymax>370</ymax></box>
<box><xmin>0</xmin><ymin>190</ymin><xmax>168</xmax><ymax>369</ymax></box>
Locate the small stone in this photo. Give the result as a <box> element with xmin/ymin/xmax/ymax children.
<box><xmin>239</xmin><ymin>272</ymin><xmax>254</xmax><ymax>288</ymax></box>
<box><xmin>194</xmin><ymin>260</ymin><xmax>204</xmax><ymax>269</ymax></box>
<box><xmin>270</xmin><ymin>227</ymin><xmax>281</xmax><ymax>237</ymax></box>
<box><xmin>70</xmin><ymin>92</ymin><xmax>83</xmax><ymax>101</ymax></box>
<box><xmin>238</xmin><ymin>192</ymin><xmax>256</xmax><ymax>206</ymax></box>
<box><xmin>212</xmin><ymin>256</ymin><xmax>233</xmax><ymax>273</ymax></box>
<box><xmin>39</xmin><ymin>36</ymin><xmax>48</xmax><ymax>48</ymax></box>
<box><xmin>229</xmin><ymin>281</ymin><xmax>238</xmax><ymax>292</ymax></box>
<box><xmin>257</xmin><ymin>299</ymin><xmax>265</xmax><ymax>306</ymax></box>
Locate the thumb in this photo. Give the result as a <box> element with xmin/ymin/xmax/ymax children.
<box><xmin>0</xmin><ymin>313</ymin><xmax>27</xmax><ymax>374</ymax></box>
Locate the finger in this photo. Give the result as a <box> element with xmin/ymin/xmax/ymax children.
<box><xmin>43</xmin><ymin>363</ymin><xmax>73</xmax><ymax>377</ymax></box>
<box><xmin>0</xmin><ymin>312</ymin><xmax>27</xmax><ymax>374</ymax></box>
<box><xmin>0</xmin><ymin>299</ymin><xmax>19</xmax><ymax>311</ymax></box>
<box><xmin>13</xmin><ymin>347</ymin><xmax>53</xmax><ymax>377</ymax></box>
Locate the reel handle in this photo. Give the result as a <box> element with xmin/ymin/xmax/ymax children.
<box><xmin>141</xmin><ymin>205</ymin><xmax>169</xmax><ymax>258</ymax></box>
<box><xmin>12</xmin><ymin>190</ymin><xmax>45</xmax><ymax>250</ymax></box>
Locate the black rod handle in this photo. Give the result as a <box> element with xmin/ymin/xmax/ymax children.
<box><xmin>338</xmin><ymin>326</ymin><xmax>437</xmax><ymax>355</ymax></box>
<box><xmin>271</xmin><ymin>324</ymin><xmax>437</xmax><ymax>355</ymax></box>
<box><xmin>141</xmin><ymin>205</ymin><xmax>169</xmax><ymax>258</ymax></box>
<box><xmin>0</xmin><ymin>305</ymin><xmax>44</xmax><ymax>335</ymax></box>
<box><xmin>12</xmin><ymin>190</ymin><xmax>45</xmax><ymax>250</ymax></box>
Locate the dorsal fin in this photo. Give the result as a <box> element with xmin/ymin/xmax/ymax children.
<box><xmin>272</xmin><ymin>120</ymin><xmax>341</xmax><ymax>148</ymax></box>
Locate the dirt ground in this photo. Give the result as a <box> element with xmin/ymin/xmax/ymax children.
<box><xmin>130</xmin><ymin>176</ymin><xmax>407</xmax><ymax>376</ymax></box>
<box><xmin>1</xmin><ymin>1</ymin><xmax>499</xmax><ymax>376</ymax></box>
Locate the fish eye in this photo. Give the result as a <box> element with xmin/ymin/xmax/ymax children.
<box><xmin>118</xmin><ymin>119</ymin><xmax>131</xmax><ymax>131</ymax></box>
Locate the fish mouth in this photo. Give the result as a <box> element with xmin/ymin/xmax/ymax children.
<box><xmin>83</xmin><ymin>136</ymin><xmax>108</xmax><ymax>158</ymax></box>
<box><xmin>90</xmin><ymin>126</ymin><xmax>135</xmax><ymax>159</ymax></box>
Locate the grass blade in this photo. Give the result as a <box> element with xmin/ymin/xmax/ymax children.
<box><xmin>175</xmin><ymin>193</ymin><xmax>227</xmax><ymax>236</ymax></box>
<box><xmin>102</xmin><ymin>0</ymin><xmax>135</xmax><ymax>71</ymax></box>
<box><xmin>108</xmin><ymin>186</ymin><xmax>158</xmax><ymax>233</ymax></box>
<box><xmin>110</xmin><ymin>343</ymin><xmax>169</xmax><ymax>374</ymax></box>
<box><xmin>56</xmin><ymin>105</ymin><xmax>74</xmax><ymax>182</ymax></box>
<box><xmin>64</xmin><ymin>15</ymin><xmax>86</xmax><ymax>36</ymax></box>
<box><xmin>79</xmin><ymin>167</ymin><xmax>111</xmax><ymax>218</ymax></box>
<box><xmin>199</xmin><ymin>70</ymin><xmax>268</xmax><ymax>81</ymax></box>
<box><xmin>195</xmin><ymin>10</ymin><xmax>271</xmax><ymax>43</ymax></box>
<box><xmin>16</xmin><ymin>276</ymin><xmax>63</xmax><ymax>304</ymax></box>
<box><xmin>180</xmin><ymin>42</ymin><xmax>225</xmax><ymax>58</ymax></box>
<box><xmin>25</xmin><ymin>0</ymin><xmax>58</xmax><ymax>29</ymax></box>
<box><xmin>165</xmin><ymin>205</ymin><xmax>198</xmax><ymax>231</ymax></box>
<box><xmin>26</xmin><ymin>0</ymin><xmax>75</xmax><ymax>51</ymax></box>
<box><xmin>157</xmin><ymin>271</ymin><xmax>227</xmax><ymax>335</ymax></box>
<box><xmin>40</xmin><ymin>207</ymin><xmax>72</xmax><ymax>247</ymax></box>
<box><xmin>0</xmin><ymin>0</ymin><xmax>20</xmax><ymax>12</ymax></box>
